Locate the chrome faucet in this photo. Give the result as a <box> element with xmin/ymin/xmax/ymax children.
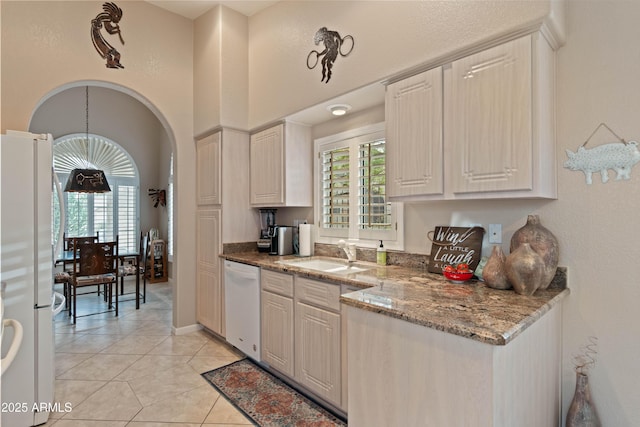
<box><xmin>338</xmin><ymin>240</ymin><xmax>357</xmax><ymax>263</ymax></box>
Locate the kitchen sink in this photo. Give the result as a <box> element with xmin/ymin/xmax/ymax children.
<box><xmin>276</xmin><ymin>258</ymin><xmax>373</xmax><ymax>275</ymax></box>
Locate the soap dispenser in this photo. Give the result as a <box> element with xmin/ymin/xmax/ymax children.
<box><xmin>377</xmin><ymin>240</ymin><xmax>387</xmax><ymax>266</ymax></box>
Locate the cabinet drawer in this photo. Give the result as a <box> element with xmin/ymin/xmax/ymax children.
<box><xmin>261</xmin><ymin>269</ymin><xmax>294</xmax><ymax>297</ymax></box>
<box><xmin>295</xmin><ymin>277</ymin><xmax>341</xmax><ymax>312</ymax></box>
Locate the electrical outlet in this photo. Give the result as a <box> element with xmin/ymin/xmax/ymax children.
<box><xmin>489</xmin><ymin>224</ymin><xmax>502</xmax><ymax>244</ymax></box>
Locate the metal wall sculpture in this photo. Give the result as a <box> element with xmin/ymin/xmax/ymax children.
<box><xmin>148</xmin><ymin>189</ymin><xmax>166</xmax><ymax>208</ymax></box>
<box><xmin>564</xmin><ymin>123</ymin><xmax>640</xmax><ymax>185</ymax></box>
<box><xmin>91</xmin><ymin>2</ymin><xmax>125</xmax><ymax>69</ymax></box>
<box><xmin>307</xmin><ymin>27</ymin><xmax>354</xmax><ymax>83</ymax></box>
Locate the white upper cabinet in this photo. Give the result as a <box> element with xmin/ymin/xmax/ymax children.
<box><xmin>250</xmin><ymin>122</ymin><xmax>312</xmax><ymax>207</ymax></box>
<box><xmin>196</xmin><ymin>132</ymin><xmax>222</xmax><ymax>206</ymax></box>
<box><xmin>387</xmin><ymin>32</ymin><xmax>557</xmax><ymax>200</ymax></box>
<box><xmin>449</xmin><ymin>35</ymin><xmax>535</xmax><ymax>195</ymax></box>
<box><xmin>386</xmin><ymin>68</ymin><xmax>444</xmax><ymax>197</ymax></box>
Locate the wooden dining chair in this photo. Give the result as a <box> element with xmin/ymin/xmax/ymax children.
<box><xmin>118</xmin><ymin>231</ymin><xmax>149</xmax><ymax>304</ymax></box>
<box><xmin>56</xmin><ymin>232</ymin><xmax>100</xmax><ymax>310</ymax></box>
<box><xmin>68</xmin><ymin>237</ymin><xmax>118</xmax><ymax>324</ymax></box>
<box><xmin>62</xmin><ymin>232</ymin><xmax>100</xmax><ymax>271</ymax></box>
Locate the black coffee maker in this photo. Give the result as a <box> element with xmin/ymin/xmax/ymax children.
<box><xmin>257</xmin><ymin>209</ymin><xmax>277</xmax><ymax>252</ymax></box>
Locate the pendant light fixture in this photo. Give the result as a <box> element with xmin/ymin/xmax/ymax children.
<box><xmin>64</xmin><ymin>86</ymin><xmax>111</xmax><ymax>193</ymax></box>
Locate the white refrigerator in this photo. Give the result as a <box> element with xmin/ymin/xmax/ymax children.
<box><xmin>1</xmin><ymin>130</ymin><xmax>63</xmax><ymax>426</ymax></box>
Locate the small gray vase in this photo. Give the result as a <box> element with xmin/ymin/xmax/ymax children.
<box><xmin>483</xmin><ymin>245</ymin><xmax>511</xmax><ymax>290</ymax></box>
<box><xmin>566</xmin><ymin>372</ymin><xmax>602</xmax><ymax>427</ymax></box>
<box><xmin>510</xmin><ymin>214</ymin><xmax>559</xmax><ymax>289</ymax></box>
<box><xmin>505</xmin><ymin>243</ymin><xmax>544</xmax><ymax>296</ymax></box>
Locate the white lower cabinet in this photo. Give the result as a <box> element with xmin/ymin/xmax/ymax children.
<box><xmin>261</xmin><ymin>270</ymin><xmax>295</xmax><ymax>377</ymax></box>
<box><xmin>346</xmin><ymin>304</ymin><xmax>563</xmax><ymax>426</ymax></box>
<box><xmin>295</xmin><ymin>300</ymin><xmax>341</xmax><ymax>407</ymax></box>
<box><xmin>196</xmin><ymin>209</ymin><xmax>223</xmax><ymax>335</ymax></box>
<box><xmin>294</xmin><ymin>277</ymin><xmax>342</xmax><ymax>408</ymax></box>
<box><xmin>260</xmin><ymin>270</ymin><xmax>345</xmax><ymax>411</ymax></box>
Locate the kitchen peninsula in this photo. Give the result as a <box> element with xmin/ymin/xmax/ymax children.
<box><xmin>221</xmin><ymin>251</ymin><xmax>568</xmax><ymax>426</ymax></box>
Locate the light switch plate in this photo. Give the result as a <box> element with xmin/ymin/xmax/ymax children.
<box><xmin>489</xmin><ymin>224</ymin><xmax>502</xmax><ymax>244</ymax></box>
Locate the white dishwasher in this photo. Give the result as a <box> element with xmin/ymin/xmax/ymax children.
<box><xmin>224</xmin><ymin>260</ymin><xmax>261</xmax><ymax>361</ymax></box>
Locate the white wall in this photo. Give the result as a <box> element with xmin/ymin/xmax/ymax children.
<box><xmin>555</xmin><ymin>2</ymin><xmax>640</xmax><ymax>424</ymax></box>
<box><xmin>194</xmin><ymin>5</ymin><xmax>249</xmax><ymax>134</ymax></box>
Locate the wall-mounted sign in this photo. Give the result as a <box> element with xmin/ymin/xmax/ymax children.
<box><xmin>91</xmin><ymin>2</ymin><xmax>125</xmax><ymax>69</ymax></box>
<box><xmin>307</xmin><ymin>27</ymin><xmax>354</xmax><ymax>83</ymax></box>
<box><xmin>428</xmin><ymin>226</ymin><xmax>485</xmax><ymax>274</ymax></box>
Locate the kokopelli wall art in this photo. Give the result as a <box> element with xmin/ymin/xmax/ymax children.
<box><xmin>307</xmin><ymin>27</ymin><xmax>354</xmax><ymax>83</ymax></box>
<box><xmin>91</xmin><ymin>2</ymin><xmax>125</xmax><ymax>69</ymax></box>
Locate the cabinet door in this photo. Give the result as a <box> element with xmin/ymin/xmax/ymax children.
<box><xmin>250</xmin><ymin>124</ymin><xmax>284</xmax><ymax>205</ymax></box>
<box><xmin>261</xmin><ymin>290</ymin><xmax>294</xmax><ymax>377</ymax></box>
<box><xmin>295</xmin><ymin>301</ymin><xmax>341</xmax><ymax>406</ymax></box>
<box><xmin>449</xmin><ymin>35</ymin><xmax>533</xmax><ymax>194</ymax></box>
<box><xmin>196</xmin><ymin>132</ymin><xmax>222</xmax><ymax>205</ymax></box>
<box><xmin>196</xmin><ymin>209</ymin><xmax>223</xmax><ymax>334</ymax></box>
<box><xmin>386</xmin><ymin>68</ymin><xmax>444</xmax><ymax>197</ymax></box>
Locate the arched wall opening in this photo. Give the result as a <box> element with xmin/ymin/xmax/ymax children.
<box><xmin>28</xmin><ymin>80</ymin><xmax>178</xmax><ymax>317</ymax></box>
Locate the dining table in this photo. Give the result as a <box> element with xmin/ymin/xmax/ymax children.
<box><xmin>56</xmin><ymin>250</ymin><xmax>143</xmax><ymax>309</ymax></box>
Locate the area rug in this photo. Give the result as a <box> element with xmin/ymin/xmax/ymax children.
<box><xmin>202</xmin><ymin>358</ymin><xmax>347</xmax><ymax>427</ymax></box>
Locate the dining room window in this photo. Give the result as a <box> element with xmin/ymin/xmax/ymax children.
<box><xmin>53</xmin><ymin>134</ymin><xmax>139</xmax><ymax>253</ymax></box>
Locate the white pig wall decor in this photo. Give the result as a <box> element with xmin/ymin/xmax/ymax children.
<box><xmin>564</xmin><ymin>141</ymin><xmax>640</xmax><ymax>185</ymax></box>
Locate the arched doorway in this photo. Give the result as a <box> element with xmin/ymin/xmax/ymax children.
<box><xmin>29</xmin><ymin>82</ymin><xmax>177</xmax><ymax>317</ymax></box>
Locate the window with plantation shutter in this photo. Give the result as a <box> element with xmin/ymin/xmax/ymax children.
<box><xmin>117</xmin><ymin>185</ymin><xmax>136</xmax><ymax>251</ymax></box>
<box><xmin>315</xmin><ymin>123</ymin><xmax>402</xmax><ymax>247</ymax></box>
<box><xmin>65</xmin><ymin>193</ymin><xmax>90</xmax><ymax>237</ymax></box>
<box><xmin>94</xmin><ymin>191</ymin><xmax>114</xmax><ymax>241</ymax></box>
<box><xmin>322</xmin><ymin>146</ymin><xmax>350</xmax><ymax>230</ymax></box>
<box><xmin>53</xmin><ymin>134</ymin><xmax>140</xmax><ymax>254</ymax></box>
<box><xmin>358</xmin><ymin>138</ymin><xmax>391</xmax><ymax>236</ymax></box>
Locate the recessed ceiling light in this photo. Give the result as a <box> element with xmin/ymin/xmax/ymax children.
<box><xmin>327</xmin><ymin>104</ymin><xmax>352</xmax><ymax>116</ymax></box>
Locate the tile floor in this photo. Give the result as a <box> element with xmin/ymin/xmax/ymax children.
<box><xmin>45</xmin><ymin>279</ymin><xmax>252</xmax><ymax>427</ymax></box>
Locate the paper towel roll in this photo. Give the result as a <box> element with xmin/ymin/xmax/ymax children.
<box><xmin>298</xmin><ymin>223</ymin><xmax>313</xmax><ymax>256</ymax></box>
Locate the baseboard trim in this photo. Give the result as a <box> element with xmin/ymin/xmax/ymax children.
<box><xmin>172</xmin><ymin>323</ymin><xmax>202</xmax><ymax>335</ymax></box>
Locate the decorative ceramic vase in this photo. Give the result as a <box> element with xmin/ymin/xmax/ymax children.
<box><xmin>566</xmin><ymin>372</ymin><xmax>602</xmax><ymax>427</ymax></box>
<box><xmin>482</xmin><ymin>245</ymin><xmax>511</xmax><ymax>290</ymax></box>
<box><xmin>510</xmin><ymin>214</ymin><xmax>559</xmax><ymax>289</ymax></box>
<box><xmin>505</xmin><ymin>243</ymin><xmax>544</xmax><ymax>296</ymax></box>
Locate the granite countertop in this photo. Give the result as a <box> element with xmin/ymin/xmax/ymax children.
<box><xmin>221</xmin><ymin>252</ymin><xmax>569</xmax><ymax>346</ymax></box>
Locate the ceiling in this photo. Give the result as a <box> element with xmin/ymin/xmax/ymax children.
<box><xmin>287</xmin><ymin>83</ymin><xmax>385</xmax><ymax>126</ymax></box>
<box><xmin>145</xmin><ymin>1</ymin><xmax>277</xmax><ymax>19</ymax></box>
